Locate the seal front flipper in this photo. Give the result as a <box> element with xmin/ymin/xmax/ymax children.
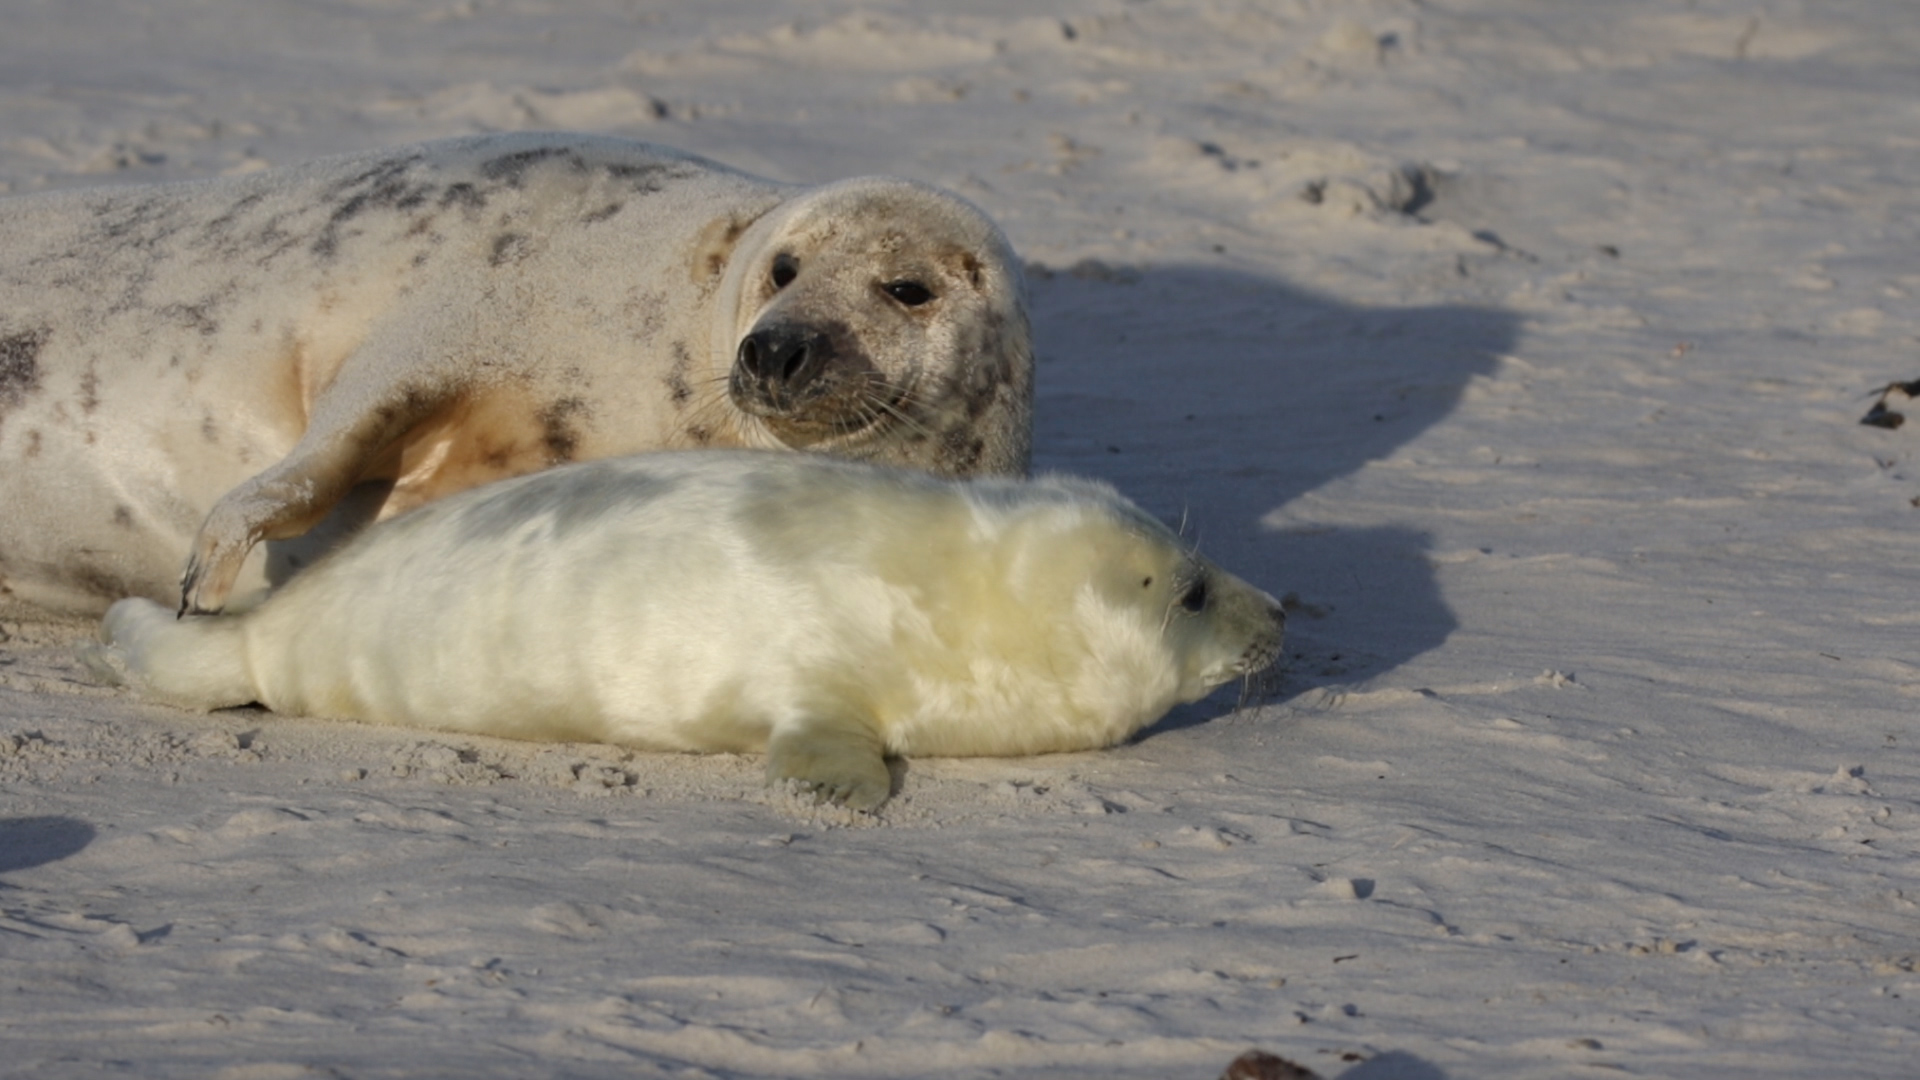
<box><xmin>176</xmin><ymin>452</ymin><xmax>381</xmax><ymax>616</ymax></box>
<box><xmin>765</xmin><ymin>714</ymin><xmax>893</xmax><ymax>811</ymax></box>
<box><xmin>178</xmin><ymin>332</ymin><xmax>459</xmax><ymax>615</ymax></box>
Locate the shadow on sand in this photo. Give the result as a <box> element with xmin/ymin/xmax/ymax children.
<box><xmin>0</xmin><ymin>815</ymin><xmax>96</xmax><ymax>876</ymax></box>
<box><xmin>1026</xmin><ymin>261</ymin><xmax>1515</xmax><ymax>728</ymax></box>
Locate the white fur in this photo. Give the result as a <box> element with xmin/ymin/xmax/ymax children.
<box><xmin>96</xmin><ymin>451</ymin><xmax>1283</xmax><ymax>808</ymax></box>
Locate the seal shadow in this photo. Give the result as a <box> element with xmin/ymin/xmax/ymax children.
<box><xmin>0</xmin><ymin>815</ymin><xmax>96</xmax><ymax>877</ymax></box>
<box><xmin>1026</xmin><ymin>262</ymin><xmax>1515</xmax><ymax>732</ymax></box>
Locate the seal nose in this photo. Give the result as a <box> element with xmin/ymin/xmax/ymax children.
<box><xmin>736</xmin><ymin>325</ymin><xmax>830</xmax><ymax>400</ymax></box>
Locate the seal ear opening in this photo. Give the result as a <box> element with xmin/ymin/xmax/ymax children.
<box><xmin>689</xmin><ymin>212</ymin><xmax>761</xmax><ymax>286</ymax></box>
<box><xmin>939</xmin><ymin>248</ymin><xmax>987</xmax><ymax>291</ymax></box>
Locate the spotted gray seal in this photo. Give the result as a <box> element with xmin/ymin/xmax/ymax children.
<box><xmin>0</xmin><ymin>132</ymin><xmax>1032</xmax><ymax>615</ymax></box>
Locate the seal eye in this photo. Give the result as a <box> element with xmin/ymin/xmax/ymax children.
<box><xmin>883</xmin><ymin>280</ymin><xmax>934</xmax><ymax>307</ymax></box>
<box><xmin>1178</xmin><ymin>578</ymin><xmax>1209</xmax><ymax>613</ymax></box>
<box><xmin>770</xmin><ymin>254</ymin><xmax>799</xmax><ymax>290</ymax></box>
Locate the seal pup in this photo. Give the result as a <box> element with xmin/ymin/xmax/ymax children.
<box><xmin>91</xmin><ymin>451</ymin><xmax>1285</xmax><ymax>810</ymax></box>
<box><xmin>0</xmin><ymin>132</ymin><xmax>1032</xmax><ymax>617</ymax></box>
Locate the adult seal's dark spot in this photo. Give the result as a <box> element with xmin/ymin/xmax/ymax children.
<box><xmin>539</xmin><ymin>397</ymin><xmax>590</xmax><ymax>462</ymax></box>
<box><xmin>489</xmin><ymin>232</ymin><xmax>531</xmax><ymax>267</ymax></box>
<box><xmin>0</xmin><ymin>328</ymin><xmax>50</xmax><ymax>408</ymax></box>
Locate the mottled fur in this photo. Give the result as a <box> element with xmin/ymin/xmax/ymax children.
<box><xmin>91</xmin><ymin>451</ymin><xmax>1284</xmax><ymax>810</ymax></box>
<box><xmin>0</xmin><ymin>133</ymin><xmax>1032</xmax><ymax>615</ymax></box>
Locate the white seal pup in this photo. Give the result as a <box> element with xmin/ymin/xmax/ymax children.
<box><xmin>0</xmin><ymin>132</ymin><xmax>1032</xmax><ymax>617</ymax></box>
<box><xmin>91</xmin><ymin>451</ymin><xmax>1285</xmax><ymax>809</ymax></box>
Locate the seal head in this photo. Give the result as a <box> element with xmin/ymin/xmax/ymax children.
<box><xmin>717</xmin><ymin>178</ymin><xmax>1032</xmax><ymax>478</ymax></box>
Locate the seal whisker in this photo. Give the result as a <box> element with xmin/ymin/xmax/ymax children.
<box><xmin>848</xmin><ymin>398</ymin><xmax>888</xmax><ymax>440</ymax></box>
<box><xmin>675</xmin><ymin>376</ymin><xmax>752</xmax><ymax>445</ymax></box>
<box><xmin>861</xmin><ymin>380</ymin><xmax>939</xmax><ymax>443</ymax></box>
<box><xmin>860</xmin><ymin>394</ymin><xmax>921</xmax><ymax>441</ymax></box>
<box><xmin>1235</xmin><ymin>665</ymin><xmax>1284</xmax><ymax>713</ymax></box>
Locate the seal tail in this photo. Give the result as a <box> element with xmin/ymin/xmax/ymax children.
<box><xmin>90</xmin><ymin>598</ymin><xmax>257</xmax><ymax>710</ymax></box>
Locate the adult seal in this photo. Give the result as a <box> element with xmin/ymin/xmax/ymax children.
<box><xmin>91</xmin><ymin>451</ymin><xmax>1287</xmax><ymax>810</ymax></box>
<box><xmin>0</xmin><ymin>132</ymin><xmax>1033</xmax><ymax>616</ymax></box>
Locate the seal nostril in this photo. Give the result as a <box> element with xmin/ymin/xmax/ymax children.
<box><xmin>779</xmin><ymin>341</ymin><xmax>811</xmax><ymax>383</ymax></box>
<box><xmin>737</xmin><ymin>337</ymin><xmax>764</xmax><ymax>380</ymax></box>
